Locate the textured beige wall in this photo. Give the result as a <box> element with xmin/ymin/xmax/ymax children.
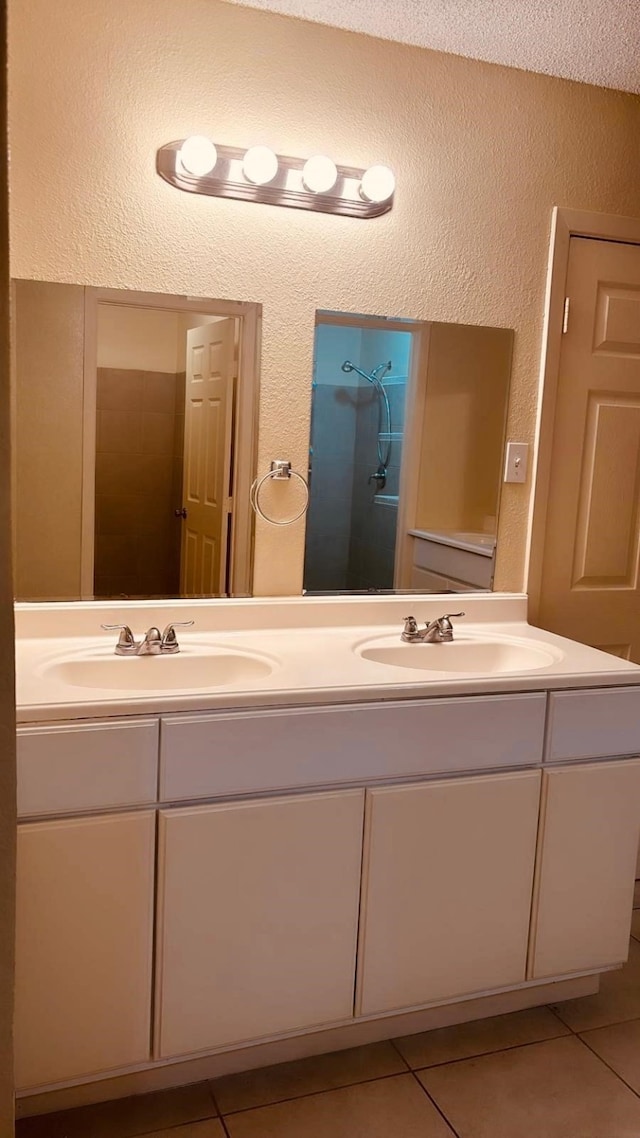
<box><xmin>97</xmin><ymin>308</ymin><xmax>222</xmax><ymax>371</ymax></box>
<box><xmin>13</xmin><ymin>281</ymin><xmax>85</xmax><ymax>599</ymax></box>
<box><xmin>8</xmin><ymin>0</ymin><xmax>640</xmax><ymax>593</ymax></box>
<box><xmin>416</xmin><ymin>324</ymin><xmax>512</xmax><ymax>534</ymax></box>
<box><xmin>0</xmin><ymin>0</ymin><xmax>16</xmax><ymax>1128</ymax></box>
<box><xmin>97</xmin><ymin>307</ymin><xmax>183</xmax><ymax>372</ymax></box>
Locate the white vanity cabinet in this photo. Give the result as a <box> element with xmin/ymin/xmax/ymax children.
<box><xmin>14</xmin><ymin>810</ymin><xmax>156</xmax><ymax>1090</ymax></box>
<box><xmin>13</xmin><ymin>676</ymin><xmax>640</xmax><ymax>1099</ymax></box>
<box><xmin>530</xmin><ymin>759</ymin><xmax>640</xmax><ymax>980</ymax></box>
<box><xmin>356</xmin><ymin>770</ymin><xmax>541</xmax><ymax>1016</ymax></box>
<box><xmin>154</xmin><ymin>789</ymin><xmax>364</xmax><ymax>1059</ymax></box>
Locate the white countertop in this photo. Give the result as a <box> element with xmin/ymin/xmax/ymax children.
<box><xmin>14</xmin><ymin>593</ymin><xmax>640</xmax><ymax>723</ymax></box>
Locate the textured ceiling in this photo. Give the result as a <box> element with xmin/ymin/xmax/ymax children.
<box><xmin>225</xmin><ymin>0</ymin><xmax>640</xmax><ymax>94</ymax></box>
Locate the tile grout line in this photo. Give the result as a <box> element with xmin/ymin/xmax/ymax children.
<box><xmin>410</xmin><ymin>1031</ymin><xmax>573</xmax><ymax>1071</ymax></box>
<box><xmin>547</xmin><ymin>995</ymin><xmax>640</xmax><ymax>1041</ymax></box>
<box><xmin>211</xmin><ymin>1067</ymin><xmax>414</xmax><ymax>1118</ymax></box>
<box><xmin>544</xmin><ymin>1001</ymin><xmax>577</xmax><ymax>1029</ymax></box>
<box><xmin>579</xmin><ymin>1013</ymin><xmax>640</xmax><ymax>1039</ymax></box>
<box><xmin>389</xmin><ymin>1020</ymin><xmax>575</xmax><ymax>1073</ymax></box>
<box><xmin>208</xmin><ymin>1083</ymin><xmax>231</xmax><ymax>1135</ymax></box>
<box><xmin>217</xmin><ymin>1115</ymin><xmax>234</xmax><ymax>1138</ymax></box>
<box><xmin>390</xmin><ymin>1036</ymin><xmax>462</xmax><ymax>1138</ymax></box>
<box><xmin>407</xmin><ymin>1068</ymin><xmax>463</xmax><ymax>1138</ymax></box>
<box><xmin>546</xmin><ymin>1002</ymin><xmax>580</xmax><ymax>1033</ymax></box>
<box><xmin>576</xmin><ymin>1031</ymin><xmax>640</xmax><ymax>1103</ymax></box>
<box><xmin>389</xmin><ymin>1037</ymin><xmax>413</xmax><ymax>1072</ymax></box>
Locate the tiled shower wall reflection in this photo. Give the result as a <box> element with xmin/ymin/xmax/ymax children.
<box><xmin>348</xmin><ymin>374</ymin><xmax>407</xmax><ymax>590</ymax></box>
<box><xmin>304</xmin><ymin>325</ymin><xmax>411</xmax><ymax>592</ymax></box>
<box><xmin>94</xmin><ymin>369</ymin><xmax>185</xmax><ymax>596</ymax></box>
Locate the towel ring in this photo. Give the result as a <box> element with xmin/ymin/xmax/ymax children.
<box><xmin>250</xmin><ymin>460</ymin><xmax>310</xmax><ymax>526</ymax></box>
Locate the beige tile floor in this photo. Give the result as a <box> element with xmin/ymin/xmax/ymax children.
<box><xmin>17</xmin><ymin>907</ymin><xmax>640</xmax><ymax>1138</ymax></box>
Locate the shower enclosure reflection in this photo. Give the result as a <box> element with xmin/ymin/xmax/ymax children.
<box><xmin>340</xmin><ymin>359</ymin><xmax>393</xmax><ymax>494</ymax></box>
<box><xmin>303</xmin><ymin>312</ymin><xmax>513</xmax><ymax>595</ymax></box>
<box><xmin>304</xmin><ymin>319</ymin><xmax>412</xmax><ymax>592</ymax></box>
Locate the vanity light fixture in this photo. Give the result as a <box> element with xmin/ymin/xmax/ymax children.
<box><xmin>178</xmin><ymin>135</ymin><xmax>218</xmax><ymax>177</ymax></box>
<box><xmin>359</xmin><ymin>164</ymin><xmax>396</xmax><ymax>204</ymax></box>
<box><xmin>156</xmin><ymin>138</ymin><xmax>395</xmax><ymax>218</ymax></box>
<box><xmin>242</xmin><ymin>145</ymin><xmax>279</xmax><ymax>186</ymax></box>
<box><xmin>302</xmin><ymin>154</ymin><xmax>338</xmax><ymax>194</ymax></box>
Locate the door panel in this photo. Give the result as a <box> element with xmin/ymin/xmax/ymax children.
<box><xmin>15</xmin><ymin>812</ymin><xmax>155</xmax><ymax>1089</ymax></box>
<box><xmin>155</xmin><ymin>790</ymin><xmax>364</xmax><ymax>1058</ymax></box>
<box><xmin>537</xmin><ymin>237</ymin><xmax>640</xmax><ymax>661</ymax></box>
<box><xmin>357</xmin><ymin>770</ymin><xmax>541</xmax><ymax>1016</ymax></box>
<box><xmin>530</xmin><ymin>760</ymin><xmax>640</xmax><ymax>979</ymax></box>
<box><xmin>180</xmin><ymin>319</ymin><xmax>234</xmax><ymax>595</ymax></box>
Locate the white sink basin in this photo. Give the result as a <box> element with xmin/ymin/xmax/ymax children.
<box><xmin>39</xmin><ymin>647</ymin><xmax>276</xmax><ymax>692</ymax></box>
<box><xmin>358</xmin><ymin>635</ymin><xmax>562</xmax><ymax>675</ymax></box>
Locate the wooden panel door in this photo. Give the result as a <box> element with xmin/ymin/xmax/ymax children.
<box><xmin>155</xmin><ymin>790</ymin><xmax>364</xmax><ymax>1058</ymax></box>
<box><xmin>537</xmin><ymin>237</ymin><xmax>640</xmax><ymax>661</ymax></box>
<box><xmin>357</xmin><ymin>771</ymin><xmax>541</xmax><ymax>1016</ymax></box>
<box><xmin>530</xmin><ymin>759</ymin><xmax>640</xmax><ymax>979</ymax></box>
<box><xmin>180</xmin><ymin>319</ymin><xmax>235</xmax><ymax>595</ymax></box>
<box><xmin>15</xmin><ymin>811</ymin><xmax>155</xmax><ymax>1090</ymax></box>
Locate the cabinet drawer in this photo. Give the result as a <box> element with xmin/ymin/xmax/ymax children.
<box><xmin>160</xmin><ymin>694</ymin><xmax>546</xmax><ymax>802</ymax></box>
<box><xmin>17</xmin><ymin>719</ymin><xmax>159</xmax><ymax>816</ymax></box>
<box><xmin>412</xmin><ymin>537</ymin><xmax>494</xmax><ymax>588</ymax></box>
<box><xmin>546</xmin><ymin>687</ymin><xmax>640</xmax><ymax>763</ymax></box>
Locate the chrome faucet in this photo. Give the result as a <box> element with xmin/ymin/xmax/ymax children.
<box><xmin>401</xmin><ymin>612</ymin><xmax>465</xmax><ymax>644</ymax></box>
<box><xmin>101</xmin><ymin>621</ymin><xmax>194</xmax><ymax>656</ymax></box>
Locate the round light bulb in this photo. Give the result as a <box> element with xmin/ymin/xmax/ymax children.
<box><xmin>360</xmin><ymin>164</ymin><xmax>396</xmax><ymax>204</ymax></box>
<box><xmin>302</xmin><ymin>154</ymin><xmax>338</xmax><ymax>194</ymax></box>
<box><xmin>178</xmin><ymin>135</ymin><xmax>218</xmax><ymax>177</ymax></box>
<box><xmin>242</xmin><ymin>145</ymin><xmax>279</xmax><ymax>185</ymax></box>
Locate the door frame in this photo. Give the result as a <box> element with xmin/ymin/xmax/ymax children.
<box><xmin>527</xmin><ymin>207</ymin><xmax>640</xmax><ymax>622</ymax></box>
<box><xmin>81</xmin><ymin>288</ymin><xmax>261</xmax><ymax>599</ymax></box>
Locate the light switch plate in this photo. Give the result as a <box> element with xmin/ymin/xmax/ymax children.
<box><xmin>504</xmin><ymin>442</ymin><xmax>529</xmax><ymax>484</ymax></box>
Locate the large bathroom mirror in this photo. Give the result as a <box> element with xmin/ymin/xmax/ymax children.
<box><xmin>303</xmin><ymin>312</ymin><xmax>514</xmax><ymax>594</ymax></box>
<box><xmin>11</xmin><ymin>282</ymin><xmax>259</xmax><ymax>601</ymax></box>
<box><xmin>12</xmin><ymin>282</ymin><xmax>513</xmax><ymax>601</ymax></box>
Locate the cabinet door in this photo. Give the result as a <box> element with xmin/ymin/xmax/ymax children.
<box><xmin>357</xmin><ymin>771</ymin><xmax>541</xmax><ymax>1016</ymax></box>
<box><xmin>530</xmin><ymin>759</ymin><xmax>640</xmax><ymax>979</ymax></box>
<box><xmin>15</xmin><ymin>811</ymin><xmax>155</xmax><ymax>1090</ymax></box>
<box><xmin>155</xmin><ymin>790</ymin><xmax>364</xmax><ymax>1058</ymax></box>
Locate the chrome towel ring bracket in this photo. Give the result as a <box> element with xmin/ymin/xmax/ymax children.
<box><xmin>250</xmin><ymin>460</ymin><xmax>310</xmax><ymax>526</ymax></box>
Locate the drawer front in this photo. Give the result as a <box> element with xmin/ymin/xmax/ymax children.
<box><xmin>412</xmin><ymin>538</ymin><xmax>494</xmax><ymax>588</ymax></box>
<box><xmin>160</xmin><ymin>694</ymin><xmax>546</xmax><ymax>802</ymax></box>
<box><xmin>409</xmin><ymin>567</ymin><xmax>478</xmax><ymax>593</ymax></box>
<box><xmin>547</xmin><ymin>687</ymin><xmax>640</xmax><ymax>763</ymax></box>
<box><xmin>17</xmin><ymin>719</ymin><xmax>159</xmax><ymax>817</ymax></box>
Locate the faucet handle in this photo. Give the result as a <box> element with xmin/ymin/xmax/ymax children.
<box><xmin>101</xmin><ymin>623</ymin><xmax>138</xmax><ymax>654</ymax></box>
<box><xmin>437</xmin><ymin>612</ymin><xmax>466</xmax><ymax>629</ymax></box>
<box><xmin>161</xmin><ymin>620</ymin><xmax>194</xmax><ymax>651</ymax></box>
<box><xmin>401</xmin><ymin>615</ymin><xmax>420</xmax><ymax>641</ymax></box>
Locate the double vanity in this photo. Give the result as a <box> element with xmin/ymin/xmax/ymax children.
<box><xmin>13</xmin><ymin>593</ymin><xmax>640</xmax><ymax>1112</ymax></box>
